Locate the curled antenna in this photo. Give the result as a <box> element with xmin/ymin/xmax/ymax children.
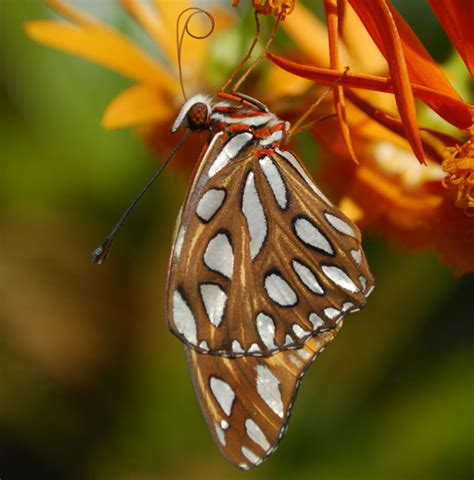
<box><xmin>176</xmin><ymin>7</ymin><xmax>215</xmax><ymax>101</ymax></box>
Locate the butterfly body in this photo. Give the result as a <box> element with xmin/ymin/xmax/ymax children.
<box><xmin>166</xmin><ymin>93</ymin><xmax>374</xmax><ymax>468</ymax></box>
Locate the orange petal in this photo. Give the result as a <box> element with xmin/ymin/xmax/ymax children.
<box><xmin>120</xmin><ymin>0</ymin><xmax>177</xmax><ymax>64</ymax></box>
<box><xmin>339</xmin><ymin>3</ymin><xmax>387</xmax><ymax>74</ymax></box>
<box><xmin>266</xmin><ymin>53</ymin><xmax>473</xmax><ymax>129</ymax></box>
<box><xmin>264</xmin><ymin>64</ymin><xmax>313</xmax><ymax>101</ymax></box>
<box><xmin>349</xmin><ymin>0</ymin><xmax>468</xmax><ymax>128</ymax></box>
<box><xmin>154</xmin><ymin>0</ymin><xmax>189</xmax><ymax>37</ymax></box>
<box><xmin>281</xmin><ymin>2</ymin><xmax>332</xmax><ymax>66</ymax></box>
<box><xmin>102</xmin><ymin>84</ymin><xmax>174</xmax><ymax>129</ymax></box>
<box><xmin>345</xmin><ymin>91</ymin><xmax>445</xmax><ymax>163</ymax></box>
<box><xmin>324</xmin><ymin>0</ymin><xmax>358</xmax><ymax>164</ymax></box>
<box><xmin>25</xmin><ymin>21</ymin><xmax>177</xmax><ymax>90</ymax></box>
<box><xmin>347</xmin><ymin>0</ymin><xmax>425</xmax><ymax>163</ymax></box>
<box><xmin>45</xmin><ymin>0</ymin><xmax>102</xmax><ymax>26</ymax></box>
<box><xmin>428</xmin><ymin>0</ymin><xmax>474</xmax><ymax>78</ymax></box>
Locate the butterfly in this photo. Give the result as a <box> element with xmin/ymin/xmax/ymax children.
<box><xmin>166</xmin><ymin>91</ymin><xmax>374</xmax><ymax>469</ymax></box>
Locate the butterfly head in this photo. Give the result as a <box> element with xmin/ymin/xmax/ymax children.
<box><xmin>172</xmin><ymin>94</ymin><xmax>213</xmax><ymax>133</ymax></box>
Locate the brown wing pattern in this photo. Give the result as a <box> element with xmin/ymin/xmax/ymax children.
<box><xmin>186</xmin><ymin>323</ymin><xmax>342</xmax><ymax>470</ymax></box>
<box><xmin>167</xmin><ymin>134</ymin><xmax>374</xmax><ymax>357</ymax></box>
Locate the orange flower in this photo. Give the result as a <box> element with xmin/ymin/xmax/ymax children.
<box><xmin>442</xmin><ymin>126</ymin><xmax>474</xmax><ymax>215</ymax></box>
<box><xmin>267</xmin><ymin>1</ymin><xmax>474</xmax><ymax>274</ymax></box>
<box><xmin>25</xmin><ymin>0</ymin><xmax>233</xmax><ymax>167</ymax></box>
<box><xmin>232</xmin><ymin>0</ymin><xmax>295</xmax><ymax>19</ymax></box>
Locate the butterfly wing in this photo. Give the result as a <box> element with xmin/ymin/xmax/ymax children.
<box><xmin>185</xmin><ymin>323</ymin><xmax>342</xmax><ymax>469</ymax></box>
<box><xmin>167</xmin><ymin>134</ymin><xmax>374</xmax><ymax>356</ymax></box>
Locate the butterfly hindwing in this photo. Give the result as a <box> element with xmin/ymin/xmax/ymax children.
<box><xmin>185</xmin><ymin>323</ymin><xmax>342</xmax><ymax>470</ymax></box>
<box><xmin>167</xmin><ymin>131</ymin><xmax>373</xmax><ymax>357</ymax></box>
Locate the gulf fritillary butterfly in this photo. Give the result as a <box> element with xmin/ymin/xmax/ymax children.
<box><xmin>167</xmin><ymin>91</ymin><xmax>374</xmax><ymax>469</ymax></box>
<box><xmin>76</xmin><ymin>4</ymin><xmax>374</xmax><ymax>471</ymax></box>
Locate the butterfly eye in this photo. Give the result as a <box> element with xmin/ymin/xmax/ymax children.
<box><xmin>172</xmin><ymin>94</ymin><xmax>212</xmax><ymax>133</ymax></box>
<box><xmin>187</xmin><ymin>102</ymin><xmax>210</xmax><ymax>130</ymax></box>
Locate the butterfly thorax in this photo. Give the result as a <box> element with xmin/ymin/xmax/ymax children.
<box><xmin>172</xmin><ymin>92</ymin><xmax>290</xmax><ymax>151</ymax></box>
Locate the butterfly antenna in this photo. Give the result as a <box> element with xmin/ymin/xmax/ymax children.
<box><xmin>230</xmin><ymin>12</ymin><xmax>282</xmax><ymax>92</ymax></box>
<box><xmin>289</xmin><ymin>67</ymin><xmax>349</xmax><ymax>137</ymax></box>
<box><xmin>91</xmin><ymin>130</ymin><xmax>191</xmax><ymax>264</ymax></box>
<box><xmin>177</xmin><ymin>7</ymin><xmax>215</xmax><ymax>101</ymax></box>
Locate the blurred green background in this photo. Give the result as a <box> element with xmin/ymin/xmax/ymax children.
<box><xmin>0</xmin><ymin>2</ymin><xmax>472</xmax><ymax>479</ymax></box>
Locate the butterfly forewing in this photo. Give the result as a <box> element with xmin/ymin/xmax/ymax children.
<box><xmin>166</xmin><ymin>92</ymin><xmax>375</xmax><ymax>468</ymax></box>
<box><xmin>167</xmin><ymin>132</ymin><xmax>373</xmax><ymax>357</ymax></box>
<box><xmin>185</xmin><ymin>323</ymin><xmax>342</xmax><ymax>470</ymax></box>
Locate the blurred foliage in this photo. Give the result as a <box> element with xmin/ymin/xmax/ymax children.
<box><xmin>0</xmin><ymin>2</ymin><xmax>472</xmax><ymax>480</ymax></box>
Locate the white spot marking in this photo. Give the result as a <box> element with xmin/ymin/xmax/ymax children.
<box><xmin>199</xmin><ymin>340</ymin><xmax>209</xmax><ymax>351</ymax></box>
<box><xmin>242</xmin><ymin>171</ymin><xmax>267</xmax><ymax>259</ymax></box>
<box><xmin>289</xmin><ymin>353</ymin><xmax>303</xmax><ymax>368</ymax></box>
<box><xmin>232</xmin><ymin>340</ymin><xmax>244</xmax><ymax>354</ymax></box>
<box><xmin>264</xmin><ymin>273</ymin><xmax>298</xmax><ymax>306</ymax></box>
<box><xmin>322</xmin><ymin>265</ymin><xmax>359</xmax><ymax>292</ymax></box>
<box><xmin>351</xmin><ymin>249</ymin><xmax>362</xmax><ymax>264</ymax></box>
<box><xmin>324</xmin><ymin>212</ymin><xmax>356</xmax><ymax>237</ymax></box>
<box><xmin>210</xmin><ymin>377</ymin><xmax>235</xmax><ymax>416</ymax></box>
<box><xmin>276</xmin><ymin>148</ymin><xmax>332</xmax><ymax>204</ymax></box>
<box><xmin>214</xmin><ymin>422</ymin><xmax>226</xmax><ymax>446</ymax></box>
<box><xmin>245</xmin><ymin>418</ymin><xmax>271</xmax><ymax>450</ymax></box>
<box><xmin>324</xmin><ymin>307</ymin><xmax>340</xmax><ymax>320</ymax></box>
<box><xmin>365</xmin><ymin>285</ymin><xmax>375</xmax><ymax>297</ymax></box>
<box><xmin>209</xmin><ymin>132</ymin><xmax>253</xmax><ymax>177</ymax></box>
<box><xmin>256</xmin><ymin>365</ymin><xmax>284</xmax><ymax>418</ymax></box>
<box><xmin>309</xmin><ymin>312</ymin><xmax>324</xmax><ymax>329</ymax></box>
<box><xmin>239</xmin><ymin>463</ymin><xmax>250</xmax><ymax>470</ymax></box>
<box><xmin>292</xmin><ymin>260</ymin><xmax>324</xmax><ymax>294</ymax></box>
<box><xmin>174</xmin><ymin>225</ymin><xmax>186</xmax><ymax>259</ymax></box>
<box><xmin>294</xmin><ymin>218</ymin><xmax>333</xmax><ymax>255</ymax></box>
<box><xmin>200</xmin><ymin>283</ymin><xmax>227</xmax><ymax>327</ymax></box>
<box><xmin>196</xmin><ymin>189</ymin><xmax>226</xmax><ymax>222</ymax></box>
<box><xmin>342</xmin><ymin>302</ymin><xmax>354</xmax><ymax>312</ymax></box>
<box><xmin>211</xmin><ymin>112</ymin><xmax>272</xmax><ymax>127</ymax></box>
<box><xmin>297</xmin><ymin>349</ymin><xmax>313</xmax><ymax>360</ymax></box>
<box><xmin>256</xmin><ymin>313</ymin><xmax>276</xmax><ymax>349</ymax></box>
<box><xmin>284</xmin><ymin>335</ymin><xmax>293</xmax><ymax>346</ymax></box>
<box><xmin>173</xmin><ymin>290</ymin><xmax>197</xmax><ymax>344</ymax></box>
<box><xmin>220</xmin><ymin>419</ymin><xmax>229</xmax><ymax>430</ymax></box>
<box><xmin>259</xmin><ymin>156</ymin><xmax>287</xmax><ymax>209</ymax></box>
<box><xmin>248</xmin><ymin>343</ymin><xmax>260</xmax><ymax>353</ymax></box>
<box><xmin>241</xmin><ymin>446</ymin><xmax>261</xmax><ymax>465</ymax></box>
<box><xmin>292</xmin><ymin>324</ymin><xmax>310</xmax><ymax>339</ymax></box>
<box><xmin>260</xmin><ymin>129</ymin><xmax>283</xmax><ymax>146</ymax></box>
<box><xmin>204</xmin><ymin>233</ymin><xmax>234</xmax><ymax>279</ymax></box>
<box><xmin>359</xmin><ymin>275</ymin><xmax>367</xmax><ymax>290</ymax></box>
